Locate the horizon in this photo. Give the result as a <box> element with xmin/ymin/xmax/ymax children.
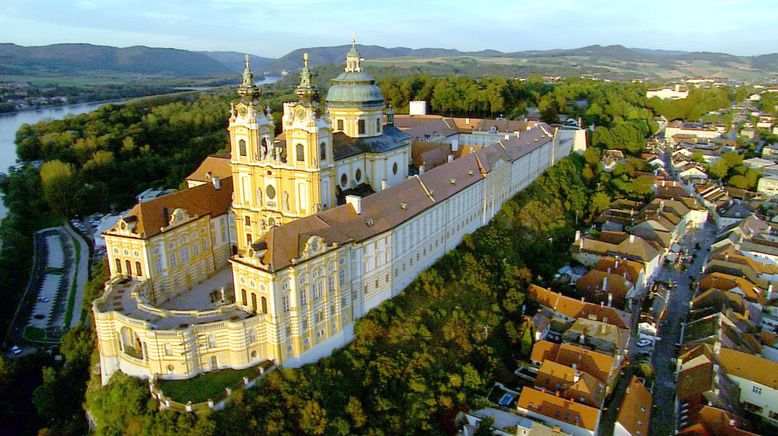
<box><xmin>3</xmin><ymin>40</ymin><xmax>778</xmax><ymax>59</ymax></box>
<box><xmin>1</xmin><ymin>0</ymin><xmax>777</xmax><ymax>58</ymax></box>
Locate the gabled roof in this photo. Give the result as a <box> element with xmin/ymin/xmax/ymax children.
<box><xmin>535</xmin><ymin>360</ymin><xmax>605</xmax><ymax>407</ymax></box>
<box><xmin>107</xmin><ymin>177</ymin><xmax>233</xmax><ymax>239</ymax></box>
<box><xmin>574</xmin><ymin>232</ymin><xmax>661</xmax><ymax>263</ymax></box>
<box><xmin>677</xmin><ymin>406</ymin><xmax>757</xmax><ymax>436</ymax></box>
<box><xmin>575</xmin><ymin>270</ymin><xmax>632</xmax><ymax>308</ymax></box>
<box><xmin>698</xmin><ymin>272</ymin><xmax>763</xmax><ymax>303</ymax></box>
<box><xmin>616</xmin><ymin>377</ymin><xmax>652</xmax><ymax>436</ymax></box>
<box><xmin>719</xmin><ymin>347</ymin><xmax>778</xmax><ymax>390</ymax></box>
<box><xmin>529</xmin><ymin>285</ymin><xmax>632</xmax><ymax>329</ymax></box>
<box><xmin>257</xmin><ymin>124</ymin><xmax>554</xmax><ymax>271</ymax></box>
<box><xmin>594</xmin><ymin>256</ymin><xmax>644</xmax><ymax>284</ymax></box>
<box><xmin>529</xmin><ymin>340</ymin><xmax>616</xmax><ymax>385</ymax></box>
<box><xmin>517</xmin><ymin>387</ymin><xmax>600</xmax><ymax>431</ymax></box>
<box><xmin>185</xmin><ymin>155</ymin><xmax>231</xmax><ymax>184</ymax></box>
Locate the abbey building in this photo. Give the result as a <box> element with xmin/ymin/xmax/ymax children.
<box><xmin>93</xmin><ymin>41</ymin><xmax>573</xmax><ymax>383</ymax></box>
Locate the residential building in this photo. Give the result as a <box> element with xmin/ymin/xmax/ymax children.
<box><xmin>529</xmin><ymin>285</ymin><xmax>632</xmax><ymax>330</ymax></box>
<box><xmin>516</xmin><ymin>387</ymin><xmax>600</xmax><ymax>436</ymax></box>
<box><xmin>758</xmin><ymin>176</ymin><xmax>778</xmax><ymax>197</ymax></box>
<box><xmin>614</xmin><ymin>376</ymin><xmax>651</xmax><ymax>436</ymax></box>
<box><xmin>529</xmin><ymin>340</ymin><xmax>621</xmax><ymax>394</ymax></box>
<box><xmin>719</xmin><ymin>347</ymin><xmax>778</xmax><ymax>426</ymax></box>
<box><xmin>573</xmin><ymin>232</ymin><xmax>662</xmax><ymax>279</ymax></box>
<box><xmin>562</xmin><ymin>318</ymin><xmax>630</xmax><ymax>357</ymax></box>
<box><xmin>462</xmin><ymin>408</ymin><xmax>570</xmax><ymax>436</ymax></box>
<box><xmin>646</xmin><ymin>84</ymin><xmax>689</xmax><ymax>100</ymax></box>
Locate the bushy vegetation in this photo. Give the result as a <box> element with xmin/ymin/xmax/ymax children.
<box><xmin>648</xmin><ymin>87</ymin><xmax>732</xmax><ymax>121</ymax></box>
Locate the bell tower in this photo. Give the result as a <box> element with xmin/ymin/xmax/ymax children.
<box><xmin>281</xmin><ymin>53</ymin><xmax>336</xmax><ymax>213</ymax></box>
<box><xmin>228</xmin><ymin>55</ymin><xmax>276</xmax><ymax>253</ymax></box>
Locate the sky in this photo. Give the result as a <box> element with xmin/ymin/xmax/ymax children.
<box><xmin>1</xmin><ymin>0</ymin><xmax>777</xmax><ymax>57</ymax></box>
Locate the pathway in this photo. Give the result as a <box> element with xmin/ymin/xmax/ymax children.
<box><xmin>63</xmin><ymin>223</ymin><xmax>90</xmax><ymax>328</ymax></box>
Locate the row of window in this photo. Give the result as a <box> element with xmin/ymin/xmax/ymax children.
<box><xmin>115</xmin><ymin>259</ymin><xmax>143</xmax><ymax>277</ymax></box>
<box><xmin>335</xmin><ymin>118</ymin><xmax>381</xmax><ymax>135</ymax></box>
<box><xmin>238</xmin><ymin>138</ymin><xmax>332</xmax><ymax>163</ymax></box>
<box><xmin>240</xmin><ymin>289</ymin><xmax>268</xmax><ymax>314</ymax></box>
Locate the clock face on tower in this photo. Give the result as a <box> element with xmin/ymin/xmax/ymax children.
<box><xmin>295</xmin><ymin>107</ymin><xmax>306</xmax><ymax>121</ymax></box>
<box><xmin>238</xmin><ymin>106</ymin><xmax>248</xmax><ymax>116</ymax></box>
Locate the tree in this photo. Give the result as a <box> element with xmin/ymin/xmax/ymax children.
<box><xmin>590</xmin><ymin>192</ymin><xmax>611</xmax><ymax>216</ymax></box>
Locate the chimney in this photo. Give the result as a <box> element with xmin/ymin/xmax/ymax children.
<box><xmin>448</xmin><ymin>154</ymin><xmax>454</xmax><ymax>163</ymax></box>
<box><xmin>768</xmin><ymin>284</ymin><xmax>774</xmax><ymax>300</ymax></box>
<box><xmin>629</xmin><ymin>234</ymin><xmax>635</xmax><ymax>243</ymax></box>
<box><xmin>212</xmin><ymin>176</ymin><xmax>221</xmax><ymax>190</ymax></box>
<box><xmin>608</xmin><ymin>267</ymin><xmax>612</xmax><ymax>274</ymax></box>
<box><xmin>602</xmin><ymin>276</ymin><xmax>608</xmax><ymax>292</ymax></box>
<box><xmin>615</xmin><ymin>259</ymin><xmax>619</xmax><ymax>269</ymax></box>
<box><xmin>573</xmin><ymin>372</ymin><xmax>581</xmax><ymax>383</ymax></box>
<box><xmin>575</xmin><ymin>230</ymin><xmax>581</xmax><ymax>242</ymax></box>
<box><xmin>346</xmin><ymin>195</ymin><xmax>362</xmax><ymax>214</ymax></box>
<box><xmin>579</xmin><ymin>333</ymin><xmax>586</xmax><ymax>344</ymax></box>
<box><xmin>381</xmin><ymin>179</ymin><xmax>388</xmax><ymax>191</ymax></box>
<box><xmin>419</xmin><ymin>165</ymin><xmax>425</xmax><ymax>175</ymax></box>
<box><xmin>206</xmin><ymin>171</ymin><xmax>212</xmax><ymax>180</ymax></box>
<box><xmin>607</xmin><ymin>292</ymin><xmax>613</xmax><ymax>307</ymax></box>
<box><xmin>571</xmin><ymin>363</ymin><xmax>577</xmax><ymax>370</ymax></box>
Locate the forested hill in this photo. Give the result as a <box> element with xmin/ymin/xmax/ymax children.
<box><xmin>267</xmin><ymin>44</ymin><xmax>778</xmax><ymax>81</ymax></box>
<box><xmin>0</xmin><ymin>43</ymin><xmax>252</xmax><ymax>77</ymax></box>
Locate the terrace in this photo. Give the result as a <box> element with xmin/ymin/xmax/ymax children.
<box><xmin>94</xmin><ymin>267</ymin><xmax>253</xmax><ymax>330</ymax></box>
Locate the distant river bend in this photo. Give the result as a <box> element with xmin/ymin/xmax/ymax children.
<box><xmin>0</xmin><ymin>76</ymin><xmax>280</xmax><ymax>219</ymax></box>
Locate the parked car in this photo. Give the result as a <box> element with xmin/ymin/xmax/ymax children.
<box><xmin>636</xmin><ymin>339</ymin><xmax>652</xmax><ymax>347</ymax></box>
<box><xmin>11</xmin><ymin>346</ymin><xmax>22</xmax><ymax>355</ymax></box>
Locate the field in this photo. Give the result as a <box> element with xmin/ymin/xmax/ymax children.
<box><xmin>366</xmin><ymin>54</ymin><xmax>775</xmax><ymax>81</ymax></box>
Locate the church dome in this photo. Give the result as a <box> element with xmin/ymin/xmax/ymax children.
<box><xmin>325</xmin><ymin>39</ymin><xmax>384</xmax><ymax>108</ymax></box>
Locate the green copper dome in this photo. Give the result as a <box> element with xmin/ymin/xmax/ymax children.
<box><xmin>325</xmin><ymin>37</ymin><xmax>385</xmax><ymax>108</ymax></box>
<box><xmin>326</xmin><ymin>71</ymin><xmax>384</xmax><ymax>107</ymax></box>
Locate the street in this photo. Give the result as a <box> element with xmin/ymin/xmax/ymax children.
<box><xmin>649</xmin><ymin>221</ymin><xmax>718</xmax><ymax>436</ymax></box>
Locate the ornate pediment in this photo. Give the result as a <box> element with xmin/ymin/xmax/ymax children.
<box><xmin>111</xmin><ymin>216</ymin><xmax>138</xmax><ymax>236</ymax></box>
<box><xmin>161</xmin><ymin>208</ymin><xmax>196</xmax><ymax>232</ymax></box>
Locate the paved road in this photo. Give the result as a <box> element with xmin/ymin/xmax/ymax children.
<box><xmin>63</xmin><ymin>223</ymin><xmax>90</xmax><ymax>327</ymax></box>
<box><xmin>649</xmin><ymin>222</ymin><xmax>718</xmax><ymax>436</ymax></box>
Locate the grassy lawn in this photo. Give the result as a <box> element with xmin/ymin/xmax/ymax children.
<box><xmin>159</xmin><ymin>364</ymin><xmax>263</xmax><ymax>403</ymax></box>
<box><xmin>63</xmin><ymin>231</ymin><xmax>81</xmax><ymax>328</ymax></box>
<box><xmin>23</xmin><ymin>326</ymin><xmax>59</xmax><ymax>343</ymax></box>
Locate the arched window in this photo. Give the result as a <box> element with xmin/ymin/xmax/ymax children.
<box><xmin>239</xmin><ymin>139</ymin><xmax>247</xmax><ymax>157</ymax></box>
<box><xmin>115</xmin><ymin>258</ymin><xmax>122</xmax><ymax>274</ymax></box>
<box><xmin>320</xmin><ymin>142</ymin><xmax>327</xmax><ymax>161</ymax></box>
<box><xmin>241</xmin><ymin>288</ymin><xmax>247</xmax><ymax>306</ymax></box>
<box><xmin>251</xmin><ymin>293</ymin><xmax>258</xmax><ymax>313</ymax></box>
<box><xmin>296</xmin><ymin>143</ymin><xmax>305</xmax><ymax>161</ymax></box>
<box><xmin>135</xmin><ymin>262</ymin><xmax>142</xmax><ymax>277</ymax></box>
<box><xmin>261</xmin><ymin>296</ymin><xmax>268</xmax><ymax>314</ymax></box>
<box><xmin>125</xmin><ymin>260</ymin><xmax>132</xmax><ymax>276</ymax></box>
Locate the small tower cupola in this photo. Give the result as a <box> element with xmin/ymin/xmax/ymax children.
<box><xmin>345</xmin><ymin>35</ymin><xmax>362</xmax><ymax>73</ymax></box>
<box><xmin>237</xmin><ymin>54</ymin><xmax>260</xmax><ymax>102</ymax></box>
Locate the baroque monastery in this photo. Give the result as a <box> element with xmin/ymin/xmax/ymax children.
<box><xmin>93</xmin><ymin>40</ymin><xmax>574</xmax><ymax>383</ymax></box>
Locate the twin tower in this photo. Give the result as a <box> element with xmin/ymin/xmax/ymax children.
<box><xmin>227</xmin><ymin>40</ymin><xmax>411</xmax><ymax>257</ymax></box>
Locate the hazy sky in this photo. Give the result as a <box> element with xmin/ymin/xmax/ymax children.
<box><xmin>2</xmin><ymin>0</ymin><xmax>777</xmax><ymax>57</ymax></box>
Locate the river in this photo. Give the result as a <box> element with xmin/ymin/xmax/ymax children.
<box><xmin>0</xmin><ymin>76</ymin><xmax>280</xmax><ymax>219</ymax></box>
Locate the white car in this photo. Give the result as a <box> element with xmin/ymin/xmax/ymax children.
<box><xmin>11</xmin><ymin>345</ymin><xmax>22</xmax><ymax>355</ymax></box>
<box><xmin>636</xmin><ymin>339</ymin><xmax>652</xmax><ymax>347</ymax></box>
